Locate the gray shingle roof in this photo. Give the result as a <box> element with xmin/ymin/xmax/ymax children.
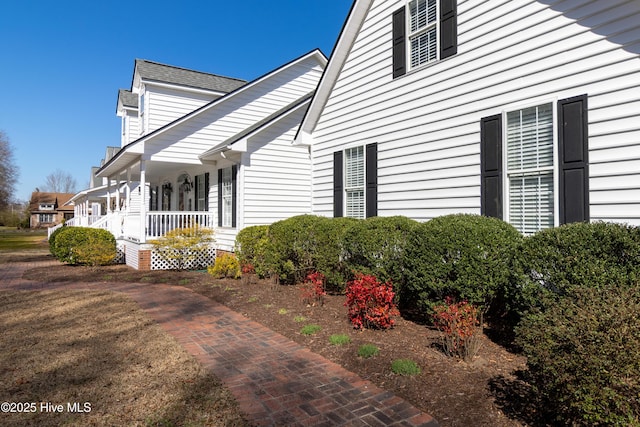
<box><xmin>135</xmin><ymin>59</ymin><xmax>247</xmax><ymax>93</ymax></box>
<box><xmin>118</xmin><ymin>89</ymin><xmax>138</xmax><ymax>108</ymax></box>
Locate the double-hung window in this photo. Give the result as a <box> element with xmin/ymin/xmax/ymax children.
<box><xmin>408</xmin><ymin>0</ymin><xmax>438</xmax><ymax>69</ymax></box>
<box><xmin>506</xmin><ymin>104</ymin><xmax>555</xmax><ymax>234</ymax></box>
<box><xmin>221</xmin><ymin>168</ymin><xmax>233</xmax><ymax>227</ymax></box>
<box><xmin>345</xmin><ymin>146</ymin><xmax>365</xmax><ymax>219</ymax></box>
<box><xmin>195</xmin><ymin>173</ymin><xmax>209</xmax><ymax>212</ymax></box>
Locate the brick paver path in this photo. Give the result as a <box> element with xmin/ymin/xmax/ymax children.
<box><xmin>0</xmin><ymin>259</ymin><xmax>439</xmax><ymax>427</ymax></box>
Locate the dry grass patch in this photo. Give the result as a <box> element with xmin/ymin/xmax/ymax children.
<box><xmin>0</xmin><ymin>290</ymin><xmax>248</xmax><ymax>427</ymax></box>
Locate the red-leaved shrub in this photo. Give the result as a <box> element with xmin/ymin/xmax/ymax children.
<box><xmin>432</xmin><ymin>297</ymin><xmax>482</xmax><ymax>361</ymax></box>
<box><xmin>345</xmin><ymin>273</ymin><xmax>399</xmax><ymax>329</ymax></box>
<box><xmin>300</xmin><ymin>271</ymin><xmax>327</xmax><ymax>306</ymax></box>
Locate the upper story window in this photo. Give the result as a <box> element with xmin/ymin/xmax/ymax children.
<box><xmin>139</xmin><ymin>93</ymin><xmax>145</xmax><ymax>134</ymax></box>
<box><xmin>393</xmin><ymin>0</ymin><xmax>457</xmax><ymax>78</ymax></box>
<box><xmin>408</xmin><ymin>0</ymin><xmax>438</xmax><ymax>69</ymax></box>
<box><xmin>39</xmin><ymin>203</ymin><xmax>54</xmax><ymax>210</ymax></box>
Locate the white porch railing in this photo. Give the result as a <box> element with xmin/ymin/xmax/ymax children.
<box><xmin>62</xmin><ymin>211</ymin><xmax>215</xmax><ymax>243</ymax></box>
<box><xmin>146</xmin><ymin>212</ymin><xmax>215</xmax><ymax>240</ymax></box>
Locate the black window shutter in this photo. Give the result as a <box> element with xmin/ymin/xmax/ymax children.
<box><xmin>217</xmin><ymin>169</ymin><xmax>223</xmax><ymax>227</ymax></box>
<box><xmin>440</xmin><ymin>0</ymin><xmax>458</xmax><ymax>59</ymax></box>
<box><xmin>333</xmin><ymin>151</ymin><xmax>343</xmax><ymax>217</ymax></box>
<box><xmin>480</xmin><ymin>114</ymin><xmax>503</xmax><ymax>219</ymax></box>
<box><xmin>392</xmin><ymin>7</ymin><xmax>406</xmax><ymax>79</ymax></box>
<box><xmin>366</xmin><ymin>143</ymin><xmax>378</xmax><ymax>218</ymax></box>
<box><xmin>231</xmin><ymin>165</ymin><xmax>238</xmax><ymax>228</ymax></box>
<box><xmin>204</xmin><ymin>172</ymin><xmax>209</xmax><ymax>212</ymax></box>
<box><xmin>558</xmin><ymin>94</ymin><xmax>589</xmax><ymax>225</ymax></box>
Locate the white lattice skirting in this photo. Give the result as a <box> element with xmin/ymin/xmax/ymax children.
<box><xmin>151</xmin><ymin>247</ymin><xmax>216</xmax><ymax>270</ymax></box>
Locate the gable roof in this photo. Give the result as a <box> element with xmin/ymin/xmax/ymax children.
<box><xmin>200</xmin><ymin>92</ymin><xmax>315</xmax><ymax>160</ymax></box>
<box><xmin>29</xmin><ymin>192</ymin><xmax>75</xmax><ymax>212</ymax></box>
<box><xmin>118</xmin><ymin>89</ymin><xmax>138</xmax><ymax>109</ymax></box>
<box><xmin>134</xmin><ymin>59</ymin><xmax>247</xmax><ymax>93</ymax></box>
<box><xmin>294</xmin><ymin>0</ymin><xmax>369</xmax><ymax>144</ymax></box>
<box><xmin>97</xmin><ymin>49</ymin><xmax>327</xmax><ymax>178</ymax></box>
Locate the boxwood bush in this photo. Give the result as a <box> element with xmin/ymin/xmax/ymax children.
<box><xmin>48</xmin><ymin>225</ymin><xmax>67</xmax><ymax>257</ymax></box>
<box><xmin>404</xmin><ymin>214</ymin><xmax>522</xmax><ymax>317</ymax></box>
<box><xmin>51</xmin><ymin>227</ymin><xmax>116</xmax><ymax>266</ymax></box>
<box><xmin>265</xmin><ymin>215</ymin><xmax>356</xmax><ymax>288</ymax></box>
<box><xmin>513</xmin><ymin>221</ymin><xmax>640</xmax><ymax>315</ymax></box>
<box><xmin>234</xmin><ymin>225</ymin><xmax>270</xmax><ymax>277</ymax></box>
<box><xmin>515</xmin><ymin>284</ymin><xmax>640</xmax><ymax>426</ymax></box>
<box><xmin>342</xmin><ymin>216</ymin><xmax>419</xmax><ymax>300</ymax></box>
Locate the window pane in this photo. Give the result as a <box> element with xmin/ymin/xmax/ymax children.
<box><xmin>507</xmin><ymin>104</ymin><xmax>553</xmax><ymax>171</ymax></box>
<box><xmin>509</xmin><ymin>172</ymin><xmax>554</xmax><ymax>235</ymax></box>
<box><xmin>409</xmin><ymin>0</ymin><xmax>436</xmax><ymax>32</ymax></box>
<box><xmin>410</xmin><ymin>28</ymin><xmax>437</xmax><ymax>68</ymax></box>
<box><xmin>346</xmin><ymin>190</ymin><xmax>364</xmax><ymax>219</ymax></box>
<box><xmin>222</xmin><ymin>168</ymin><xmax>232</xmax><ymax>227</ymax></box>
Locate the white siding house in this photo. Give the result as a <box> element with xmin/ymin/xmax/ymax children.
<box><xmin>74</xmin><ymin>50</ymin><xmax>327</xmax><ymax>269</ymax></box>
<box><xmin>296</xmin><ymin>0</ymin><xmax>640</xmax><ymax>233</ymax></box>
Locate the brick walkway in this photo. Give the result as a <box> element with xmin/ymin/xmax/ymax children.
<box><xmin>0</xmin><ymin>260</ymin><xmax>439</xmax><ymax>427</ymax></box>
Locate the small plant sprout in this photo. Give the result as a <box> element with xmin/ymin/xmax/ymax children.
<box><xmin>300</xmin><ymin>324</ymin><xmax>322</xmax><ymax>336</ymax></box>
<box><xmin>293</xmin><ymin>315</ymin><xmax>307</xmax><ymax>323</ymax></box>
<box><xmin>391</xmin><ymin>359</ymin><xmax>421</xmax><ymax>376</ymax></box>
<box><xmin>247</xmin><ymin>296</ymin><xmax>258</xmax><ymax>303</ymax></box>
<box><xmin>278</xmin><ymin>308</ymin><xmax>288</xmax><ymax>315</ymax></box>
<box><xmin>358</xmin><ymin>344</ymin><xmax>379</xmax><ymax>359</ymax></box>
<box><xmin>329</xmin><ymin>334</ymin><xmax>351</xmax><ymax>346</ymax></box>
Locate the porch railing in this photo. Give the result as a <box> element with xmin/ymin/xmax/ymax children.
<box><xmin>146</xmin><ymin>211</ymin><xmax>215</xmax><ymax>240</ymax></box>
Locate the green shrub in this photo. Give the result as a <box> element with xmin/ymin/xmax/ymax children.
<box><xmin>266</xmin><ymin>215</ymin><xmax>356</xmax><ymax>287</ymax></box>
<box><xmin>391</xmin><ymin>359</ymin><xmax>421</xmax><ymax>376</ymax></box>
<box><xmin>329</xmin><ymin>334</ymin><xmax>351</xmax><ymax>346</ymax></box>
<box><xmin>513</xmin><ymin>221</ymin><xmax>640</xmax><ymax>314</ymax></box>
<box><xmin>207</xmin><ymin>253</ymin><xmax>240</xmax><ymax>279</ymax></box>
<box><xmin>404</xmin><ymin>214</ymin><xmax>522</xmax><ymax>317</ymax></box>
<box><xmin>150</xmin><ymin>226</ymin><xmax>214</xmax><ymax>270</ymax></box>
<box><xmin>342</xmin><ymin>216</ymin><xmax>419</xmax><ymax>299</ymax></box>
<box><xmin>234</xmin><ymin>225</ymin><xmax>270</xmax><ymax>276</ymax></box>
<box><xmin>48</xmin><ymin>225</ymin><xmax>67</xmax><ymax>257</ymax></box>
<box><xmin>51</xmin><ymin>227</ymin><xmax>116</xmax><ymax>266</ymax></box>
<box><xmin>515</xmin><ymin>284</ymin><xmax>640</xmax><ymax>426</ymax></box>
<box><xmin>357</xmin><ymin>344</ymin><xmax>379</xmax><ymax>359</ymax></box>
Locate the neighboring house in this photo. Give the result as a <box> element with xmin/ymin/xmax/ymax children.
<box><xmin>296</xmin><ymin>0</ymin><xmax>640</xmax><ymax>234</ymax></box>
<box><xmin>67</xmin><ymin>50</ymin><xmax>326</xmax><ymax>269</ymax></box>
<box><xmin>29</xmin><ymin>192</ymin><xmax>74</xmax><ymax>228</ymax></box>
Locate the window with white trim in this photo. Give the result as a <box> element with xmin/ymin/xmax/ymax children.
<box><xmin>39</xmin><ymin>203</ymin><xmax>54</xmax><ymax>210</ymax></box>
<box><xmin>39</xmin><ymin>213</ymin><xmax>54</xmax><ymax>223</ymax></box>
<box><xmin>221</xmin><ymin>167</ymin><xmax>233</xmax><ymax>227</ymax></box>
<box><xmin>408</xmin><ymin>0</ymin><xmax>438</xmax><ymax>69</ymax></box>
<box><xmin>506</xmin><ymin>103</ymin><xmax>555</xmax><ymax>235</ymax></box>
<box><xmin>345</xmin><ymin>146</ymin><xmax>365</xmax><ymax>219</ymax></box>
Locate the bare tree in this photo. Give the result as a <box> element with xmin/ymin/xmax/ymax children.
<box><xmin>43</xmin><ymin>169</ymin><xmax>78</xmax><ymax>193</ymax></box>
<box><xmin>0</xmin><ymin>131</ymin><xmax>19</xmax><ymax>210</ymax></box>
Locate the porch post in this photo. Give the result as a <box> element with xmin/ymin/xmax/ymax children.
<box><xmin>126</xmin><ymin>168</ymin><xmax>132</xmax><ymax>213</ymax></box>
<box><xmin>106</xmin><ymin>178</ymin><xmax>112</xmax><ymax>213</ymax></box>
<box><xmin>139</xmin><ymin>160</ymin><xmax>147</xmax><ymax>243</ymax></box>
<box><xmin>115</xmin><ymin>176</ymin><xmax>121</xmax><ymax>212</ymax></box>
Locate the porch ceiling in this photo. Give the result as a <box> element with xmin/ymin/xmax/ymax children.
<box><xmin>99</xmin><ymin>158</ymin><xmax>212</xmax><ymax>184</ymax></box>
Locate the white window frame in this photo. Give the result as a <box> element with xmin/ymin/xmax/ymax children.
<box><xmin>406</xmin><ymin>0</ymin><xmax>439</xmax><ymax>70</ymax></box>
<box><xmin>39</xmin><ymin>203</ymin><xmax>54</xmax><ymax>210</ymax></box>
<box><xmin>221</xmin><ymin>167</ymin><xmax>233</xmax><ymax>227</ymax></box>
<box><xmin>344</xmin><ymin>145</ymin><xmax>366</xmax><ymax>219</ymax></box>
<box><xmin>39</xmin><ymin>213</ymin><xmax>54</xmax><ymax>223</ymax></box>
<box><xmin>196</xmin><ymin>173</ymin><xmax>207</xmax><ymax>211</ymax></box>
<box><xmin>139</xmin><ymin>90</ymin><xmax>145</xmax><ymax>135</ymax></box>
<box><xmin>502</xmin><ymin>98</ymin><xmax>559</xmax><ymax>235</ymax></box>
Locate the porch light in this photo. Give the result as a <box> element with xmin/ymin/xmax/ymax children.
<box><xmin>180</xmin><ymin>176</ymin><xmax>193</xmax><ymax>193</ymax></box>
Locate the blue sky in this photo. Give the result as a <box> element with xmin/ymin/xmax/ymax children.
<box><xmin>0</xmin><ymin>0</ymin><xmax>353</xmax><ymax>203</ymax></box>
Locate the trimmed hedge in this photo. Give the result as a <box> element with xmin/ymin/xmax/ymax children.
<box><xmin>234</xmin><ymin>225</ymin><xmax>270</xmax><ymax>277</ymax></box>
<box><xmin>48</xmin><ymin>225</ymin><xmax>67</xmax><ymax>257</ymax></box>
<box><xmin>51</xmin><ymin>227</ymin><xmax>116</xmax><ymax>266</ymax></box>
<box><xmin>404</xmin><ymin>214</ymin><xmax>522</xmax><ymax>316</ymax></box>
<box><xmin>515</xmin><ymin>221</ymin><xmax>640</xmax><ymax>302</ymax></box>
<box><xmin>342</xmin><ymin>216</ymin><xmax>419</xmax><ymax>299</ymax></box>
<box><xmin>515</xmin><ymin>284</ymin><xmax>640</xmax><ymax>425</ymax></box>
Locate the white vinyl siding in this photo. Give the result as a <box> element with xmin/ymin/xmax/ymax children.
<box><xmin>221</xmin><ymin>167</ymin><xmax>233</xmax><ymax>228</ymax></box>
<box><xmin>506</xmin><ymin>103</ymin><xmax>555</xmax><ymax>234</ymax></box>
<box><xmin>310</xmin><ymin>0</ymin><xmax>640</xmax><ymax>226</ymax></box>
<box><xmin>345</xmin><ymin>146</ymin><xmax>365</xmax><ymax>218</ymax></box>
<box><xmin>408</xmin><ymin>0</ymin><xmax>437</xmax><ymax>69</ymax></box>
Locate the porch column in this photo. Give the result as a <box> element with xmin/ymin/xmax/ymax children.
<box><xmin>106</xmin><ymin>178</ymin><xmax>112</xmax><ymax>213</ymax></box>
<box><xmin>139</xmin><ymin>160</ymin><xmax>147</xmax><ymax>243</ymax></box>
<box><xmin>126</xmin><ymin>168</ymin><xmax>132</xmax><ymax>213</ymax></box>
<box><xmin>115</xmin><ymin>176</ymin><xmax>121</xmax><ymax>212</ymax></box>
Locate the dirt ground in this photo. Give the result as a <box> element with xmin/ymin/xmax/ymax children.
<box><xmin>20</xmin><ymin>255</ymin><xmax>538</xmax><ymax>427</ymax></box>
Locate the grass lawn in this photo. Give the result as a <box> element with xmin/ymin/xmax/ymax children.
<box><xmin>0</xmin><ymin>227</ymin><xmax>48</xmax><ymax>251</ymax></box>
